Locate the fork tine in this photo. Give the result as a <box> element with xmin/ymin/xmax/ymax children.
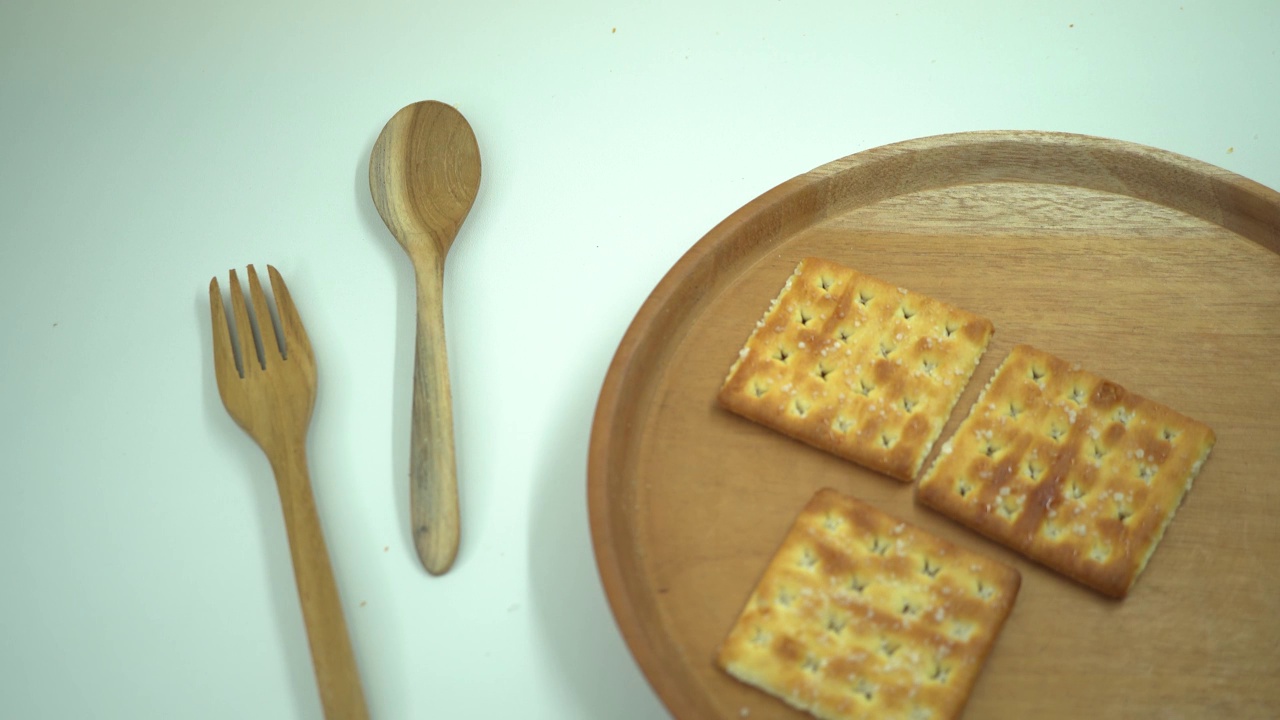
<box><xmin>209</xmin><ymin>277</ymin><xmax>241</xmax><ymax>382</ymax></box>
<box><xmin>246</xmin><ymin>264</ymin><xmax>283</xmax><ymax>364</ymax></box>
<box><xmin>228</xmin><ymin>269</ymin><xmax>260</xmax><ymax>374</ymax></box>
<box><xmin>267</xmin><ymin>265</ymin><xmax>313</xmax><ymax>360</ymax></box>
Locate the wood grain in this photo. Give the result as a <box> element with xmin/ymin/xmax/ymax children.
<box><xmin>369</xmin><ymin>100</ymin><xmax>482</xmax><ymax>575</ymax></box>
<box><xmin>210</xmin><ymin>266</ymin><xmax>369</xmax><ymax>720</ymax></box>
<box><xmin>588</xmin><ymin>131</ymin><xmax>1280</xmax><ymax>719</ymax></box>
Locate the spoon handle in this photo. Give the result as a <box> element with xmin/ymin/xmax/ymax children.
<box><xmin>410</xmin><ymin>260</ymin><xmax>460</xmax><ymax>575</ymax></box>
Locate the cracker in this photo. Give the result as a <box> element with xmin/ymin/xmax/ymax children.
<box><xmin>717</xmin><ymin>489</ymin><xmax>1020</xmax><ymax>720</ymax></box>
<box><xmin>719</xmin><ymin>258</ymin><xmax>994</xmax><ymax>481</ymax></box>
<box><xmin>916</xmin><ymin>344</ymin><xmax>1216</xmax><ymax>598</ymax></box>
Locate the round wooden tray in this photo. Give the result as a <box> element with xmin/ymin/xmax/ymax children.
<box><xmin>588</xmin><ymin>131</ymin><xmax>1280</xmax><ymax>719</ymax></box>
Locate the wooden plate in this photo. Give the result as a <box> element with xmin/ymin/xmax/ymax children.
<box><xmin>588</xmin><ymin>131</ymin><xmax>1280</xmax><ymax>719</ymax></box>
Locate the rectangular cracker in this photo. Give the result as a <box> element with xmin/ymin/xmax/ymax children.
<box><xmin>719</xmin><ymin>258</ymin><xmax>994</xmax><ymax>481</ymax></box>
<box><xmin>717</xmin><ymin>489</ymin><xmax>1020</xmax><ymax>720</ymax></box>
<box><xmin>916</xmin><ymin>344</ymin><xmax>1216</xmax><ymax>598</ymax></box>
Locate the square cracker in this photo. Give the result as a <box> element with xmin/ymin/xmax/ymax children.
<box><xmin>719</xmin><ymin>258</ymin><xmax>994</xmax><ymax>481</ymax></box>
<box><xmin>717</xmin><ymin>489</ymin><xmax>1020</xmax><ymax>720</ymax></box>
<box><xmin>916</xmin><ymin>344</ymin><xmax>1216</xmax><ymax>598</ymax></box>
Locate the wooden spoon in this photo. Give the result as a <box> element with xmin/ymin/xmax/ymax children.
<box><xmin>369</xmin><ymin>100</ymin><xmax>481</xmax><ymax>575</ymax></box>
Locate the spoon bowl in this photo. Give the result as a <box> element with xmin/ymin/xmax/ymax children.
<box><xmin>371</xmin><ymin>101</ymin><xmax>480</xmax><ymax>260</ymax></box>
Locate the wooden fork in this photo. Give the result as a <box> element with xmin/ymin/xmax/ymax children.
<box><xmin>209</xmin><ymin>265</ymin><xmax>368</xmax><ymax>720</ymax></box>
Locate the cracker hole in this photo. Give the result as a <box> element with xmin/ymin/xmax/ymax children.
<box><xmin>1068</xmin><ymin>386</ymin><xmax>1086</xmax><ymax>405</ymax></box>
<box><xmin>880</xmin><ymin>433</ymin><xmax>896</xmax><ymax>449</ymax></box>
<box><xmin>793</xmin><ymin>399</ymin><xmax>809</xmax><ymax>416</ymax></box>
<box><xmin>857</xmin><ymin>378</ymin><xmax>875</xmax><ymax>397</ymax></box>
<box><xmin>1007</xmin><ymin>403</ymin><xmax>1023</xmax><ymax>419</ymax></box>
<box><xmin>903</xmin><ymin>397</ymin><xmax>918</xmax><ymax>412</ymax></box>
<box><xmin>825</xmin><ymin>613</ymin><xmax>846</xmax><ymax>635</ymax></box>
<box><xmin>900</xmin><ymin>305</ymin><xmax>917</xmax><ymax>320</ymax></box>
<box><xmin>911</xmin><ymin>708</ymin><xmax>934</xmax><ymax>720</ymax></box>
<box><xmin>921</xmin><ymin>358</ymin><xmax>938</xmax><ymax>375</ymax></box>
<box><xmin>802</xmin><ymin>654</ymin><xmax>822</xmax><ymax>674</ymax></box>
<box><xmin>852</xmin><ymin>678</ymin><xmax>877</xmax><ymax>702</ymax></box>
<box><xmin>750</xmin><ymin>626</ymin><xmax>770</xmax><ymax>646</ymax></box>
<box><xmin>880</xmin><ymin>639</ymin><xmax>900</xmax><ymax>658</ymax></box>
<box><xmin>879</xmin><ymin>342</ymin><xmax>896</xmax><ymax>358</ymax></box>
<box><xmin>949</xmin><ymin>622</ymin><xmax>974</xmax><ymax>641</ymax></box>
<box><xmin>922</xmin><ymin>559</ymin><xmax>941</xmax><ymax>578</ymax></box>
<box><xmin>930</xmin><ymin>662</ymin><xmax>952</xmax><ymax>684</ymax></box>
<box><xmin>1043</xmin><ymin>523</ymin><xmax>1062</xmax><ymax>540</ymax></box>
<box><xmin>1030</xmin><ymin>367</ymin><xmax>1046</xmax><ymax>382</ymax></box>
<box><xmin>1137</xmin><ymin>464</ymin><xmax>1156</xmax><ymax>483</ymax></box>
<box><xmin>837</xmin><ymin>327</ymin><xmax>854</xmax><ymax>342</ymax></box>
<box><xmin>1047</xmin><ymin>425</ymin><xmax>1066</xmax><ymax>442</ymax></box>
<box><xmin>823</xmin><ymin>514</ymin><xmax>843</xmax><ymax>531</ymax></box>
<box><xmin>943</xmin><ymin>321</ymin><xmax>959</xmax><ymax>338</ymax></box>
<box><xmin>976</xmin><ymin>581</ymin><xmax>994</xmax><ymax>601</ymax></box>
<box><xmin>870</xmin><ymin>537</ymin><xmax>890</xmax><ymax>556</ymax></box>
<box><xmin>1117</xmin><ymin>509</ymin><xmax>1132</xmax><ymax>523</ymax></box>
<box><xmin>1162</xmin><ymin>428</ymin><xmax>1179</xmax><ymax>441</ymax></box>
<box><xmin>1114</xmin><ymin>408</ymin><xmax>1132</xmax><ymax>426</ymax></box>
<box><xmin>1090</xmin><ymin>442</ymin><xmax>1109</xmax><ymax>462</ymax></box>
<box><xmin>1025</xmin><ymin>461</ymin><xmax>1043</xmax><ymax>481</ymax></box>
<box><xmin>997</xmin><ymin>500</ymin><xmax>1019</xmax><ymax>520</ymax></box>
<box><xmin>777</xmin><ymin>589</ymin><xmax>793</xmax><ymax>607</ymax></box>
<box><xmin>815</xmin><ymin>365</ymin><xmax>833</xmax><ymax>381</ymax></box>
<box><xmin>1090</xmin><ymin>544</ymin><xmax>1112</xmax><ymax>562</ymax></box>
<box><xmin>797</xmin><ymin>308</ymin><xmax>814</xmax><ymax>326</ymax></box>
<box><xmin>773</xmin><ymin>347</ymin><xmax>791</xmax><ymax>362</ymax></box>
<box><xmin>981</xmin><ymin>441</ymin><xmax>1002</xmax><ymax>458</ymax></box>
<box><xmin>818</xmin><ymin>276</ymin><xmax>834</xmax><ymax>291</ymax></box>
<box><xmin>849</xmin><ymin>577</ymin><xmax>868</xmax><ymax>593</ymax></box>
<box><xmin>752</xmin><ymin>383</ymin><xmax>769</xmax><ymax>398</ymax></box>
<box><xmin>1069</xmin><ymin>483</ymin><xmax>1087</xmax><ymax>500</ymax></box>
<box><xmin>797</xmin><ymin>547</ymin><xmax>818</xmax><ymax>570</ymax></box>
<box><xmin>833</xmin><ymin>417</ymin><xmax>853</xmax><ymax>433</ymax></box>
<box><xmin>956</xmin><ymin>482</ymin><xmax>973</xmax><ymax>498</ymax></box>
<box><xmin>900</xmin><ymin>601</ymin><xmax>920</xmax><ymax>617</ymax></box>
<box><xmin>857</xmin><ymin>290</ymin><xmax>874</xmax><ymax>306</ymax></box>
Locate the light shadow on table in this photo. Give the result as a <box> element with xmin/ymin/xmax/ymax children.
<box><xmin>353</xmin><ymin>139</ymin><xmax>416</xmax><ymax>562</ymax></box>
<box><xmin>528</xmin><ymin>346</ymin><xmax>671</xmax><ymax>720</ymax></box>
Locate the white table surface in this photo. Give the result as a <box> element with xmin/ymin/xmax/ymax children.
<box><xmin>2</xmin><ymin>2</ymin><xmax>1277</xmax><ymax>718</ymax></box>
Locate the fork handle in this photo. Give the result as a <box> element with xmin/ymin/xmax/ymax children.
<box><xmin>409</xmin><ymin>261</ymin><xmax>461</xmax><ymax>575</ymax></box>
<box><xmin>271</xmin><ymin>444</ymin><xmax>370</xmax><ymax>720</ymax></box>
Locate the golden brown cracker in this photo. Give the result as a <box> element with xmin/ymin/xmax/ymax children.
<box><xmin>717</xmin><ymin>489</ymin><xmax>1020</xmax><ymax>720</ymax></box>
<box><xmin>720</xmin><ymin>258</ymin><xmax>994</xmax><ymax>481</ymax></box>
<box><xmin>917</xmin><ymin>344</ymin><xmax>1216</xmax><ymax>598</ymax></box>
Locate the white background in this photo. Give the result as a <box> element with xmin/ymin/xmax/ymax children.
<box><xmin>1</xmin><ymin>1</ymin><xmax>1276</xmax><ymax>718</ymax></box>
